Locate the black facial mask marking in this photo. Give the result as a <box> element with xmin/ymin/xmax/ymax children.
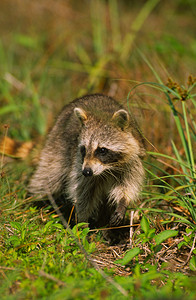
<box><xmin>80</xmin><ymin>145</ymin><xmax>86</xmax><ymax>158</ymax></box>
<box><xmin>94</xmin><ymin>147</ymin><xmax>122</xmax><ymax>164</ymax></box>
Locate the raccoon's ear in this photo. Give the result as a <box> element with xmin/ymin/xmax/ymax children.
<box><xmin>74</xmin><ymin>107</ymin><xmax>88</xmax><ymax>125</ymax></box>
<box><xmin>112</xmin><ymin>109</ymin><xmax>129</xmax><ymax>130</ymax></box>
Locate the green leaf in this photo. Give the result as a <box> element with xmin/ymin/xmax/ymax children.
<box><xmin>154</xmin><ymin>230</ymin><xmax>178</xmax><ymax>245</ymax></box>
<box><xmin>0</xmin><ymin>105</ymin><xmax>21</xmax><ymax>115</ymax></box>
<box><xmin>72</xmin><ymin>223</ymin><xmax>88</xmax><ymax>234</ymax></box>
<box><xmin>7</xmin><ymin>235</ymin><xmax>21</xmax><ymax>247</ymax></box>
<box><xmin>82</xmin><ymin>227</ymin><xmax>90</xmax><ymax>237</ymax></box>
<box><xmin>115</xmin><ymin>247</ymin><xmax>140</xmax><ymax>266</ymax></box>
<box><xmin>189</xmin><ymin>256</ymin><xmax>196</xmax><ymax>271</ymax></box>
<box><xmin>52</xmin><ymin>223</ymin><xmax>64</xmax><ymax>230</ymax></box>
<box><xmin>10</xmin><ymin>221</ymin><xmax>22</xmax><ymax>231</ymax></box>
<box><xmin>178</xmin><ymin>241</ymin><xmax>186</xmax><ymax>249</ymax></box>
<box><xmin>140</xmin><ymin>216</ymin><xmax>150</xmax><ymax>235</ymax></box>
<box><xmin>21</xmin><ymin>230</ymin><xmax>26</xmax><ymax>241</ymax></box>
<box><xmin>43</xmin><ymin>221</ymin><xmax>54</xmax><ymax>233</ymax></box>
<box><xmin>148</xmin><ymin>228</ymin><xmax>156</xmax><ymax>239</ymax></box>
<box><xmin>14</xmin><ymin>34</ymin><xmax>40</xmax><ymax>49</ymax></box>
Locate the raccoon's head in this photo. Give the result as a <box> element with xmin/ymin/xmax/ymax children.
<box><xmin>74</xmin><ymin>107</ymin><xmax>143</xmax><ymax>177</ymax></box>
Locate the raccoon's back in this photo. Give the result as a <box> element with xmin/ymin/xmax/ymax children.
<box><xmin>55</xmin><ymin>94</ymin><xmax>124</xmax><ymax>131</ymax></box>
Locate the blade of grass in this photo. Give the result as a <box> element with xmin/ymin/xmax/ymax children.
<box><xmin>108</xmin><ymin>0</ymin><xmax>121</xmax><ymax>53</ymax></box>
<box><xmin>162</xmin><ymin>92</ymin><xmax>192</xmax><ymax>168</ymax></box>
<box><xmin>136</xmin><ymin>53</ymin><xmax>194</xmax><ymax>169</ymax></box>
<box><xmin>182</xmin><ymin>101</ymin><xmax>195</xmax><ymax>179</ymax></box>
<box><xmin>187</xmin><ymin>82</ymin><xmax>196</xmax><ymax>93</ymax></box>
<box><xmin>145</xmin><ymin>163</ymin><xmax>196</xmax><ymax>224</ymax></box>
<box><xmin>171</xmin><ymin>140</ymin><xmax>189</xmax><ymax>177</ymax></box>
<box><xmin>137</xmin><ymin>49</ymin><xmax>163</xmax><ymax>85</ymax></box>
<box><xmin>165</xmin><ymin>184</ymin><xmax>196</xmax><ymax>196</ymax></box>
<box><xmin>87</xmin><ymin>55</ymin><xmax>111</xmax><ymax>90</ymax></box>
<box><xmin>145</xmin><ymin>167</ymin><xmax>185</xmax><ymax>199</ymax></box>
<box><xmin>90</xmin><ymin>0</ymin><xmax>106</xmax><ymax>57</ymax></box>
<box><xmin>187</xmin><ymin>104</ymin><xmax>196</xmax><ymax>132</ymax></box>
<box><xmin>171</xmin><ymin>141</ymin><xmax>196</xmax><ymax>199</ymax></box>
<box><xmin>74</xmin><ymin>45</ymin><xmax>92</xmax><ymax>66</ymax></box>
<box><xmin>147</xmin><ymin>152</ymin><xmax>191</xmax><ymax>174</ymax></box>
<box><xmin>121</xmin><ymin>0</ymin><xmax>160</xmax><ymax>62</ymax></box>
<box><xmin>0</xmin><ymin>105</ymin><xmax>22</xmax><ymax>115</ymax></box>
<box><xmin>51</xmin><ymin>60</ymin><xmax>92</xmax><ymax>73</ymax></box>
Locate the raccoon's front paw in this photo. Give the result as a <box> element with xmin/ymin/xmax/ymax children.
<box><xmin>109</xmin><ymin>211</ymin><xmax>124</xmax><ymax>226</ymax></box>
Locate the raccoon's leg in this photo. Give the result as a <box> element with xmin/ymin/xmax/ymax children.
<box><xmin>101</xmin><ymin>199</ymin><xmax>128</xmax><ymax>245</ymax></box>
<box><xmin>108</xmin><ymin>161</ymin><xmax>144</xmax><ymax>227</ymax></box>
<box><xmin>109</xmin><ymin>198</ymin><xmax>127</xmax><ymax>226</ymax></box>
<box><xmin>75</xmin><ymin>201</ymin><xmax>89</xmax><ymax>224</ymax></box>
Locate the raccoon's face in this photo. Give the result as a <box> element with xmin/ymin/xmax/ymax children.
<box><xmin>74</xmin><ymin>107</ymin><xmax>140</xmax><ymax>177</ymax></box>
<box><xmin>79</xmin><ymin>142</ymin><xmax>123</xmax><ymax>177</ymax></box>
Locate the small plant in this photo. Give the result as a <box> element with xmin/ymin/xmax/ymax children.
<box><xmin>116</xmin><ymin>216</ymin><xmax>178</xmax><ymax>267</ymax></box>
<box><xmin>114</xmin><ymin>215</ymin><xmax>196</xmax><ymax>299</ymax></box>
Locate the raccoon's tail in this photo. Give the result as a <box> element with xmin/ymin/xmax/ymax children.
<box><xmin>0</xmin><ymin>136</ymin><xmax>35</xmax><ymax>160</ymax></box>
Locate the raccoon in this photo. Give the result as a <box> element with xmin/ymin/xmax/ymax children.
<box><xmin>29</xmin><ymin>94</ymin><xmax>145</xmax><ymax>230</ymax></box>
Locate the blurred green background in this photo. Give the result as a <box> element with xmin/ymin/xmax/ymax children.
<box><xmin>0</xmin><ymin>0</ymin><xmax>196</xmax><ymax>151</ymax></box>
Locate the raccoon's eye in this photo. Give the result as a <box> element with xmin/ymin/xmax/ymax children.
<box><xmin>80</xmin><ymin>145</ymin><xmax>86</xmax><ymax>157</ymax></box>
<box><xmin>97</xmin><ymin>147</ymin><xmax>108</xmax><ymax>156</ymax></box>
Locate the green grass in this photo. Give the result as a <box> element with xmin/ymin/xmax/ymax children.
<box><xmin>0</xmin><ymin>0</ymin><xmax>196</xmax><ymax>299</ymax></box>
<box><xmin>127</xmin><ymin>72</ymin><xmax>196</xmax><ymax>226</ymax></box>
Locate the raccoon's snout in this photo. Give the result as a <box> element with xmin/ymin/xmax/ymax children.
<box><xmin>82</xmin><ymin>167</ymin><xmax>93</xmax><ymax>177</ymax></box>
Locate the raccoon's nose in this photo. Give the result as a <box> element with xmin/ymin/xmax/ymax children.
<box><xmin>82</xmin><ymin>167</ymin><xmax>93</xmax><ymax>177</ymax></box>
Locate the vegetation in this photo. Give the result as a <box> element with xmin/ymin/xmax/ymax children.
<box><xmin>0</xmin><ymin>0</ymin><xmax>196</xmax><ymax>299</ymax></box>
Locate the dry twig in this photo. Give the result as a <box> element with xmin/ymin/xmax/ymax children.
<box><xmin>39</xmin><ymin>270</ymin><xmax>66</xmax><ymax>286</ymax></box>
<box><xmin>129</xmin><ymin>210</ymin><xmax>134</xmax><ymax>248</ymax></box>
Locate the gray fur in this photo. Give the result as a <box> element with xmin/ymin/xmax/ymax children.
<box><xmin>29</xmin><ymin>94</ymin><xmax>145</xmax><ymax>227</ymax></box>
